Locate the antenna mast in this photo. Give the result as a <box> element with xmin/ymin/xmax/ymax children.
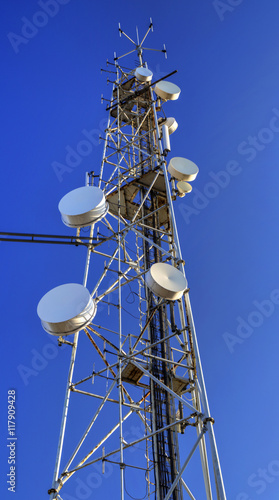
<box><xmin>40</xmin><ymin>22</ymin><xmax>227</xmax><ymax>500</ymax></box>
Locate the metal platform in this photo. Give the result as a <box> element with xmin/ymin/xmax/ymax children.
<box><xmin>107</xmin><ymin>168</ymin><xmax>172</xmax><ymax>228</ymax></box>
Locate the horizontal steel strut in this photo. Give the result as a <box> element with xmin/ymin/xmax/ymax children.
<box><xmin>0</xmin><ymin>231</ymin><xmax>105</xmax><ymax>246</ymax></box>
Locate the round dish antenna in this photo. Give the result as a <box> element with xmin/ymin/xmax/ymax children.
<box><xmin>58</xmin><ymin>186</ymin><xmax>107</xmax><ymax>228</ymax></box>
<box><xmin>135</xmin><ymin>67</ymin><xmax>153</xmax><ymax>82</ymax></box>
<box><xmin>168</xmin><ymin>157</ymin><xmax>199</xmax><ymax>181</ymax></box>
<box><xmin>154</xmin><ymin>81</ymin><xmax>181</xmax><ymax>101</ymax></box>
<box><xmin>177</xmin><ymin>181</ymin><xmax>193</xmax><ymax>197</ymax></box>
<box><xmin>37</xmin><ymin>283</ymin><xmax>96</xmax><ymax>336</ymax></box>
<box><xmin>146</xmin><ymin>263</ymin><xmax>187</xmax><ymax>300</ymax></box>
<box><xmin>158</xmin><ymin>117</ymin><xmax>178</xmax><ymax>135</ymax></box>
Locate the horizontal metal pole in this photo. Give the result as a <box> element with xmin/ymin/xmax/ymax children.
<box><xmin>72</xmin><ymin>388</ymin><xmax>143</xmax><ymax>407</ymax></box>
<box><xmin>0</xmin><ymin>231</ymin><xmax>105</xmax><ymax>246</ymax></box>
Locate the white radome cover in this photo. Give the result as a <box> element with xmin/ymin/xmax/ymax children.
<box><xmin>146</xmin><ymin>263</ymin><xmax>187</xmax><ymax>301</ymax></box>
<box><xmin>58</xmin><ymin>186</ymin><xmax>106</xmax><ymax>228</ymax></box>
<box><xmin>168</xmin><ymin>157</ymin><xmax>199</xmax><ymax>182</ymax></box>
<box><xmin>37</xmin><ymin>283</ymin><xmax>96</xmax><ymax>336</ymax></box>
<box><xmin>177</xmin><ymin>181</ymin><xmax>193</xmax><ymax>196</ymax></box>
<box><xmin>159</xmin><ymin>117</ymin><xmax>178</xmax><ymax>135</ymax></box>
<box><xmin>164</xmin><ymin>117</ymin><xmax>178</xmax><ymax>135</ymax></box>
<box><xmin>154</xmin><ymin>81</ymin><xmax>181</xmax><ymax>101</ymax></box>
<box><xmin>135</xmin><ymin>67</ymin><xmax>153</xmax><ymax>82</ymax></box>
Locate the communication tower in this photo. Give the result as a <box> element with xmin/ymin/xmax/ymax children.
<box><xmin>38</xmin><ymin>22</ymin><xmax>227</xmax><ymax>500</ymax></box>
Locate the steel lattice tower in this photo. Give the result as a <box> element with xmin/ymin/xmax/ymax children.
<box><xmin>42</xmin><ymin>22</ymin><xmax>227</xmax><ymax>500</ymax></box>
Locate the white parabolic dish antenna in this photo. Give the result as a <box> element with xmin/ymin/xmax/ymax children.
<box><xmin>37</xmin><ymin>283</ymin><xmax>96</xmax><ymax>336</ymax></box>
<box><xmin>168</xmin><ymin>157</ymin><xmax>199</xmax><ymax>182</ymax></box>
<box><xmin>58</xmin><ymin>186</ymin><xmax>107</xmax><ymax>228</ymax></box>
<box><xmin>135</xmin><ymin>67</ymin><xmax>153</xmax><ymax>83</ymax></box>
<box><xmin>177</xmin><ymin>181</ymin><xmax>193</xmax><ymax>196</ymax></box>
<box><xmin>146</xmin><ymin>263</ymin><xmax>187</xmax><ymax>300</ymax></box>
<box><xmin>154</xmin><ymin>81</ymin><xmax>181</xmax><ymax>101</ymax></box>
<box><xmin>159</xmin><ymin>117</ymin><xmax>178</xmax><ymax>135</ymax></box>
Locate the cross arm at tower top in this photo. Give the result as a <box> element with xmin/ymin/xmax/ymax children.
<box><xmin>114</xmin><ymin>19</ymin><xmax>167</xmax><ymax>65</ymax></box>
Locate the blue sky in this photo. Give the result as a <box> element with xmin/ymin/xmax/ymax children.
<box><xmin>1</xmin><ymin>1</ymin><xmax>279</xmax><ymax>499</ymax></box>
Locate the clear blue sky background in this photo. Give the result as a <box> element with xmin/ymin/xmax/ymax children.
<box><xmin>1</xmin><ymin>1</ymin><xmax>279</xmax><ymax>499</ymax></box>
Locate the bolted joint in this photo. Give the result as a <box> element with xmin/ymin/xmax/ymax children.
<box><xmin>204</xmin><ymin>416</ymin><xmax>215</xmax><ymax>425</ymax></box>
<box><xmin>177</xmin><ymin>259</ymin><xmax>185</xmax><ymax>266</ymax></box>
